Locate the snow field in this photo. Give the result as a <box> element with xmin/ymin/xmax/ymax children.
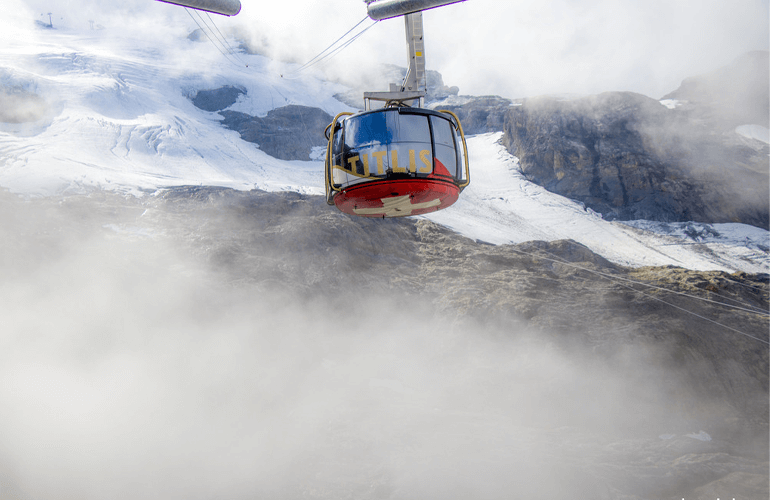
<box><xmin>0</xmin><ymin>21</ymin><xmax>767</xmax><ymax>273</ymax></box>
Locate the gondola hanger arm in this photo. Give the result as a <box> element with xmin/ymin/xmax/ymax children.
<box><xmin>155</xmin><ymin>0</ymin><xmax>241</xmax><ymax>16</ymax></box>
<box><xmin>366</xmin><ymin>0</ymin><xmax>466</xmax><ymax>21</ymax></box>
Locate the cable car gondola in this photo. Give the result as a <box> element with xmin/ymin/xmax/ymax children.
<box><xmin>325</xmin><ymin>106</ymin><xmax>469</xmax><ymax>217</ymax></box>
<box><xmin>324</xmin><ymin>0</ymin><xmax>470</xmax><ymax>218</ymax></box>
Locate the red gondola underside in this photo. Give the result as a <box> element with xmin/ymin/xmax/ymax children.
<box><xmin>333</xmin><ymin>177</ymin><xmax>461</xmax><ymax>218</ymax></box>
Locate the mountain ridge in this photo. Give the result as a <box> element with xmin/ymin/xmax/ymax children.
<box><xmin>437</xmin><ymin>52</ymin><xmax>770</xmax><ymax>228</ymax></box>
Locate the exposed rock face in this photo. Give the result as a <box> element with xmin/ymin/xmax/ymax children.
<box><xmin>220</xmin><ymin>105</ymin><xmax>332</xmax><ymax>161</ymax></box>
<box><xmin>502</xmin><ymin>91</ymin><xmax>769</xmax><ymax>227</ymax></box>
<box><xmin>191</xmin><ymin>85</ymin><xmax>245</xmax><ymax>112</ymax></box>
<box><xmin>3</xmin><ymin>186</ymin><xmax>766</xmax><ymax>499</ymax></box>
<box><xmin>433</xmin><ymin>95</ymin><xmax>513</xmax><ymax>135</ymax></box>
<box><xmin>190</xmin><ymin>86</ymin><xmax>332</xmax><ymax>160</ymax></box>
<box><xmin>430</xmin><ymin>53</ymin><xmax>769</xmax><ymax>228</ymax></box>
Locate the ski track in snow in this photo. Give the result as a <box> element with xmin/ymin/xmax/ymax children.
<box><xmin>0</xmin><ymin>25</ymin><xmax>767</xmax><ymax>273</ymax></box>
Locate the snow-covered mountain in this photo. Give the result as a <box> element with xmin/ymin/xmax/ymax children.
<box><xmin>1</xmin><ymin>10</ymin><xmax>768</xmax><ymax>500</ymax></box>
<box><xmin>0</xmin><ymin>18</ymin><xmax>767</xmax><ymax>274</ymax></box>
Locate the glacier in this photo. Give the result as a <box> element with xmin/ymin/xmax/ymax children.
<box><xmin>0</xmin><ymin>15</ymin><xmax>767</xmax><ymax>275</ymax></box>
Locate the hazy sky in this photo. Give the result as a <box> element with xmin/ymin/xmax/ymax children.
<box><xmin>13</xmin><ymin>0</ymin><xmax>770</xmax><ymax>98</ymax></box>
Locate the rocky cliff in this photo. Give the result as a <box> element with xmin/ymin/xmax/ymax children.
<box><xmin>190</xmin><ymin>86</ymin><xmax>332</xmax><ymax>161</ymax></box>
<box><xmin>219</xmin><ymin>105</ymin><xmax>332</xmax><ymax>161</ymax></box>
<box><xmin>502</xmin><ymin>91</ymin><xmax>769</xmax><ymax>227</ymax></box>
<box><xmin>433</xmin><ymin>53</ymin><xmax>770</xmax><ymax>228</ymax></box>
<box><xmin>431</xmin><ymin>95</ymin><xmax>514</xmax><ymax>135</ymax></box>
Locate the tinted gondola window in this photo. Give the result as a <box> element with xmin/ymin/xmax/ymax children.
<box><xmin>345</xmin><ymin>111</ymin><xmax>391</xmax><ymax>148</ymax></box>
<box><xmin>430</xmin><ymin>115</ymin><xmax>458</xmax><ymax>178</ymax></box>
<box><xmin>389</xmin><ymin>112</ymin><xmax>431</xmax><ymax>175</ymax></box>
<box><xmin>335</xmin><ymin>111</ymin><xmax>434</xmax><ymax>182</ymax></box>
<box><xmin>331</xmin><ymin>124</ymin><xmax>344</xmax><ymax>171</ymax></box>
<box><xmin>393</xmin><ymin>112</ymin><xmax>431</xmax><ymax>143</ymax></box>
<box><xmin>455</xmin><ymin>129</ymin><xmax>467</xmax><ymax>182</ymax></box>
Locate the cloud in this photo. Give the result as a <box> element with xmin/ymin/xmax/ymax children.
<box><xmin>423</xmin><ymin>0</ymin><xmax>770</xmax><ymax>98</ymax></box>
<box><xmin>0</xmin><ymin>190</ymin><xmax>736</xmax><ymax>499</ymax></box>
<box><xmin>12</xmin><ymin>0</ymin><xmax>768</xmax><ymax>99</ymax></box>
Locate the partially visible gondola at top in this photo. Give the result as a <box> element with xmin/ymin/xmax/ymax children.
<box><xmin>325</xmin><ymin>0</ymin><xmax>470</xmax><ymax>218</ymax></box>
<box><xmin>155</xmin><ymin>0</ymin><xmax>241</xmax><ymax>16</ymax></box>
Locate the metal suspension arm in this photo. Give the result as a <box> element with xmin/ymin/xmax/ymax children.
<box><xmin>367</xmin><ymin>0</ymin><xmax>466</xmax><ymax>21</ymax></box>
<box><xmin>155</xmin><ymin>0</ymin><xmax>241</xmax><ymax>16</ymax></box>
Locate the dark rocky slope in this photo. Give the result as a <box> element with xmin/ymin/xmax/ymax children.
<box><xmin>440</xmin><ymin>52</ymin><xmax>769</xmax><ymax>228</ymax></box>
<box><xmin>3</xmin><ymin>186</ymin><xmax>766</xmax><ymax>499</ymax></box>
<box><xmin>433</xmin><ymin>95</ymin><xmax>514</xmax><ymax>135</ymax></box>
<box><xmin>502</xmin><ymin>91</ymin><xmax>769</xmax><ymax>227</ymax></box>
<box><xmin>190</xmin><ymin>85</ymin><xmax>245</xmax><ymax>112</ymax></box>
<box><xmin>190</xmin><ymin>86</ymin><xmax>332</xmax><ymax>160</ymax></box>
<box><xmin>219</xmin><ymin>106</ymin><xmax>332</xmax><ymax>161</ymax></box>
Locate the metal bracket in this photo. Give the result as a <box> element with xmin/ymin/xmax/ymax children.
<box><xmin>363</xmin><ymin>11</ymin><xmax>427</xmax><ymax>109</ymax></box>
<box><xmin>363</xmin><ymin>90</ymin><xmax>425</xmax><ymax>110</ymax></box>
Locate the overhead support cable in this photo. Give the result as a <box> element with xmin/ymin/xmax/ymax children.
<box><xmin>503</xmin><ymin>245</ymin><xmax>769</xmax><ymax>346</ymax></box>
<box><xmin>306</xmin><ymin>20</ymin><xmax>378</xmax><ymax>70</ymax></box>
<box><xmin>283</xmin><ymin>16</ymin><xmax>378</xmax><ymax>78</ymax></box>
<box><xmin>204</xmin><ymin>12</ymin><xmax>241</xmax><ymax>57</ymax></box>
<box><xmin>185</xmin><ymin>8</ymin><xmax>247</xmax><ymax>68</ymax></box>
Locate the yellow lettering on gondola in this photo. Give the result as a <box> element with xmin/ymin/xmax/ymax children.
<box><xmin>392</xmin><ymin>150</ymin><xmax>406</xmax><ymax>173</ymax></box>
<box><xmin>419</xmin><ymin>150</ymin><xmax>431</xmax><ymax>173</ymax></box>
<box><xmin>334</xmin><ymin>149</ymin><xmax>434</xmax><ymax>180</ymax></box>
<box><xmin>372</xmin><ymin>150</ymin><xmax>387</xmax><ymax>175</ymax></box>
<box><xmin>347</xmin><ymin>155</ymin><xmax>359</xmax><ymax>173</ymax></box>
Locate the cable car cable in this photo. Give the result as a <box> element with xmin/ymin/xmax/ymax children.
<box><xmin>498</xmin><ymin>245</ymin><xmax>769</xmax><ymax>346</ymax></box>
<box><xmin>308</xmin><ymin>20</ymin><xmax>378</xmax><ymax>69</ymax></box>
<box><xmin>285</xmin><ymin>20</ymin><xmax>378</xmax><ymax>78</ymax></box>
<box><xmin>194</xmin><ymin>10</ymin><xmax>246</xmax><ymax>68</ymax></box>
<box><xmin>596</xmin><ymin>266</ymin><xmax>769</xmax><ymax>316</ymax></box>
<box><xmin>198</xmin><ymin>11</ymin><xmax>251</xmax><ymax>68</ymax></box>
<box><xmin>285</xmin><ymin>16</ymin><xmax>378</xmax><ymax>77</ymax></box>
<box><xmin>655</xmin><ymin>278</ymin><xmax>770</xmax><ymax>316</ymax></box>
<box><xmin>204</xmin><ymin>12</ymin><xmax>241</xmax><ymax>57</ymax></box>
<box><xmin>612</xmin><ymin>276</ymin><xmax>770</xmax><ymax>346</ymax></box>
<box><xmin>291</xmin><ymin>16</ymin><xmax>369</xmax><ymax>74</ymax></box>
<box><xmin>185</xmin><ymin>8</ymin><xmax>234</xmax><ymax>64</ymax></box>
<box><xmin>185</xmin><ymin>8</ymin><xmax>246</xmax><ymax>68</ymax></box>
<box><xmin>519</xmin><ymin>246</ymin><xmax>769</xmax><ymax>317</ymax></box>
